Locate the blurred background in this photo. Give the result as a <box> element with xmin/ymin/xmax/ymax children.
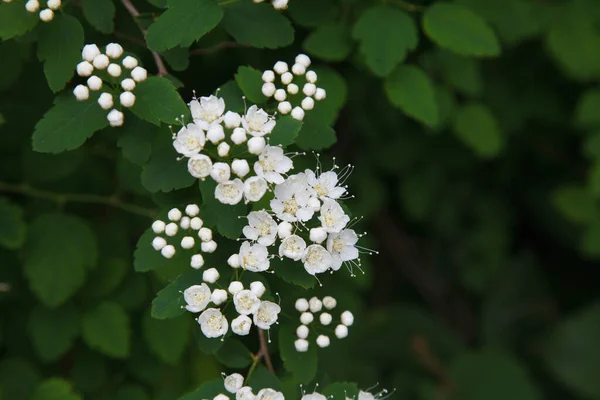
<box><xmin>2</xmin><ymin>0</ymin><xmax>600</xmax><ymax>399</ymax></box>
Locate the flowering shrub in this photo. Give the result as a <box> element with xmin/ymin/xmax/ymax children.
<box><xmin>2</xmin><ymin>0</ymin><xmax>600</xmax><ymax>400</ymax></box>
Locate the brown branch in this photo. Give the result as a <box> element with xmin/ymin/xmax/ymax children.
<box><xmin>120</xmin><ymin>0</ymin><xmax>169</xmax><ymax>77</ymax></box>
<box><xmin>190</xmin><ymin>41</ymin><xmax>244</xmax><ymax>56</ymax></box>
<box><xmin>256</xmin><ymin>329</ymin><xmax>275</xmax><ymax>373</ymax></box>
<box><xmin>411</xmin><ymin>335</ymin><xmax>454</xmax><ymax>393</ymax></box>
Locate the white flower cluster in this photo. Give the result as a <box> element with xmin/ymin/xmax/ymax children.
<box><xmin>252</xmin><ymin>0</ymin><xmax>289</xmax><ymax>11</ymax></box>
<box><xmin>183</xmin><ymin>279</ymin><xmax>280</xmax><ymax>339</ymax></box>
<box><xmin>230</xmin><ymin>163</ymin><xmax>373</xmax><ymax>279</ymax></box>
<box><xmin>8</xmin><ymin>0</ymin><xmax>62</xmax><ymax>22</ymax></box>
<box><xmin>261</xmin><ymin>54</ymin><xmax>326</xmax><ymax>121</ymax></box>
<box><xmin>219</xmin><ymin>373</ymin><xmax>284</xmax><ymax>400</ymax></box>
<box><xmin>73</xmin><ymin>43</ymin><xmax>148</xmax><ymax>127</ymax></box>
<box><xmin>151</xmin><ymin>205</ymin><xmax>217</xmax><ymax>267</ymax></box>
<box><xmin>293</xmin><ymin>296</ymin><xmax>353</xmax><ymax>352</ymax></box>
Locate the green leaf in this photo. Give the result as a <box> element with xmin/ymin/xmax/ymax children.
<box><xmin>31</xmin><ymin>378</ymin><xmax>81</xmax><ymax>400</ymax></box>
<box><xmin>235</xmin><ymin>66</ymin><xmax>267</xmax><ymax>105</ymax></box>
<box><xmin>279</xmin><ymin>325</ymin><xmax>317</xmax><ymax>383</ymax></box>
<box><xmin>323</xmin><ymin>383</ymin><xmax>358</xmax><ymax>400</ymax></box>
<box><xmin>449</xmin><ymin>350</ymin><xmax>540</xmax><ymax>400</ymax></box>
<box><xmin>452</xmin><ymin>103</ymin><xmax>503</xmax><ymax>158</ymax></box>
<box><xmin>81</xmin><ymin>0</ymin><xmax>115</xmax><ymax>34</ymax></box>
<box><xmin>269</xmin><ymin>116</ymin><xmax>303</xmax><ymax>147</ymax></box>
<box><xmin>130</xmin><ymin>77</ymin><xmax>189</xmax><ymax>125</ymax></box>
<box><xmin>162</xmin><ymin>47</ymin><xmax>190</xmax><ymax>71</ymax></box>
<box><xmin>28</xmin><ymin>304</ymin><xmax>79</xmax><ymax>362</ymax></box>
<box><xmin>247</xmin><ymin>366</ymin><xmax>282</xmax><ymax>392</ymax></box>
<box><xmin>199</xmin><ymin>179</ymin><xmax>247</xmax><ymax>239</ymax></box>
<box><xmin>432</xmin><ymin>50</ymin><xmax>483</xmax><ymax>97</ymax></box>
<box><xmin>115</xmin><ymin>385</ymin><xmax>150</xmax><ymax>400</ymax></box>
<box><xmin>84</xmin><ymin>258</ymin><xmax>129</xmax><ymax>298</ymax></box>
<box><xmin>295</xmin><ymin>116</ymin><xmax>337</xmax><ymax>150</ymax></box>
<box><xmin>81</xmin><ymin>302</ymin><xmax>130</xmax><ymax>358</ymax></box>
<box><xmin>151</xmin><ymin>270</ymin><xmax>204</xmax><ymax>319</ymax></box>
<box><xmin>23</xmin><ymin>214</ymin><xmax>98</xmax><ymax>308</ymax></box>
<box><xmin>303</xmin><ymin>23</ymin><xmax>352</xmax><ymax>62</ymax></box>
<box><xmin>552</xmin><ymin>186</ymin><xmax>596</xmax><ymax>224</ymax></box>
<box><xmin>217</xmin><ymin>80</ymin><xmax>245</xmax><ymax>113</ymax></box>
<box><xmin>117</xmin><ymin>118</ymin><xmax>157</xmax><ymax>166</ymax></box>
<box><xmin>272</xmin><ymin>257</ymin><xmax>315</xmax><ymax>289</ymax></box>
<box><xmin>141</xmin><ymin>137</ymin><xmax>196</xmax><ymax>193</ymax></box>
<box><xmin>0</xmin><ymin>358</ymin><xmax>41</xmax><ymax>400</ymax></box>
<box><xmin>215</xmin><ymin>339</ymin><xmax>252</xmax><ymax>368</ymax></box>
<box><xmin>0</xmin><ymin>197</ymin><xmax>26</xmax><ymax>249</ymax></box>
<box><xmin>0</xmin><ymin>2</ymin><xmax>38</xmax><ymax>40</ymax></box>
<box><xmin>223</xmin><ymin>2</ymin><xmax>294</xmax><ymax>49</ymax></box>
<box><xmin>353</xmin><ymin>6</ymin><xmax>418</xmax><ymax>76</ymax></box>
<box><xmin>143</xmin><ymin>314</ymin><xmax>190</xmax><ymax>365</ymax></box>
<box><xmin>146</xmin><ymin>0</ymin><xmax>223</xmax><ymax>52</ymax></box>
<box><xmin>37</xmin><ymin>15</ymin><xmax>84</xmax><ymax>92</ymax></box>
<box><xmin>423</xmin><ymin>3</ymin><xmax>500</xmax><ymax>58</ymax></box>
<box><xmin>70</xmin><ymin>351</ymin><xmax>108</xmax><ymax>394</ymax></box>
<box><xmin>32</xmin><ymin>95</ymin><xmax>110</xmax><ymax>153</ymax></box>
<box><xmin>575</xmin><ymin>90</ymin><xmax>600</xmax><ymax>128</ymax></box>
<box><xmin>287</xmin><ymin>0</ymin><xmax>338</xmax><ymax>29</ymax></box>
<box><xmin>385</xmin><ymin>65</ymin><xmax>438</xmax><ymax>126</ymax></box>
<box><xmin>179</xmin><ymin>378</ymin><xmax>224</xmax><ymax>400</ymax></box>
<box><xmin>309</xmin><ymin>67</ymin><xmax>348</xmax><ymax>125</ymax></box>
<box><xmin>195</xmin><ymin>329</ymin><xmax>224</xmax><ymax>355</ymax></box>
<box><xmin>543</xmin><ymin>302</ymin><xmax>600</xmax><ymax>399</ymax></box>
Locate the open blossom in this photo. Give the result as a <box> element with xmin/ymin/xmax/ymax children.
<box><xmin>244</xmin><ymin>176</ymin><xmax>269</xmax><ymax>203</ymax></box>
<box><xmin>188</xmin><ymin>154</ymin><xmax>213</xmax><ymax>179</ymax></box>
<box><xmin>253</xmin><ymin>301</ymin><xmax>281</xmax><ymax>330</ymax></box>
<box><xmin>234</xmin><ymin>290</ymin><xmax>261</xmax><ymax>315</ymax></box>
<box><xmin>183</xmin><ymin>284</ymin><xmax>211</xmax><ymax>313</ymax></box>
<box><xmin>190</xmin><ymin>95</ymin><xmax>225</xmax><ymax>129</ymax></box>
<box><xmin>239</xmin><ymin>242</ymin><xmax>270</xmax><ymax>272</ymax></box>
<box><xmin>198</xmin><ymin>308</ymin><xmax>228</xmax><ymax>338</ymax></box>
<box><xmin>306</xmin><ymin>169</ymin><xmax>346</xmax><ymax>200</ymax></box>
<box><xmin>254</xmin><ymin>146</ymin><xmax>293</xmax><ymax>184</ymax></box>
<box><xmin>242</xmin><ymin>105</ymin><xmax>276</xmax><ymax>137</ymax></box>
<box><xmin>257</xmin><ymin>389</ymin><xmax>284</xmax><ymax>400</ymax></box>
<box><xmin>327</xmin><ymin>229</ymin><xmax>359</xmax><ymax>271</ymax></box>
<box><xmin>270</xmin><ymin>174</ymin><xmax>314</xmax><ymax>222</ymax></box>
<box><xmin>302</xmin><ymin>244</ymin><xmax>333</xmax><ymax>275</ymax></box>
<box><xmin>319</xmin><ymin>199</ymin><xmax>350</xmax><ymax>233</ymax></box>
<box><xmin>243</xmin><ymin>211</ymin><xmax>278</xmax><ymax>246</ymax></box>
<box><xmin>231</xmin><ymin>315</ymin><xmax>252</xmax><ymax>336</ymax></box>
<box><xmin>279</xmin><ymin>234</ymin><xmax>306</xmax><ymax>260</ymax></box>
<box><xmin>173</xmin><ymin>123</ymin><xmax>206</xmax><ymax>156</ymax></box>
<box><xmin>215</xmin><ymin>179</ymin><xmax>244</xmax><ymax>205</ymax></box>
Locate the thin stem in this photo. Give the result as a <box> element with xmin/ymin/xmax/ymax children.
<box><xmin>0</xmin><ymin>181</ymin><xmax>156</xmax><ymax>219</ymax></box>
<box><xmin>190</xmin><ymin>41</ymin><xmax>244</xmax><ymax>56</ymax></box>
<box><xmin>246</xmin><ymin>329</ymin><xmax>275</xmax><ymax>379</ymax></box>
<box><xmin>120</xmin><ymin>0</ymin><xmax>169</xmax><ymax>76</ymax></box>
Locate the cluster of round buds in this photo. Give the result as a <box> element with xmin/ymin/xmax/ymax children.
<box><xmin>73</xmin><ymin>43</ymin><xmax>148</xmax><ymax>127</ymax></box>
<box><xmin>293</xmin><ymin>296</ymin><xmax>353</xmax><ymax>352</ymax></box>
<box><xmin>261</xmin><ymin>54</ymin><xmax>326</xmax><ymax>121</ymax></box>
<box><xmin>14</xmin><ymin>0</ymin><xmax>61</xmax><ymax>22</ymax></box>
<box><xmin>150</xmin><ymin>205</ymin><xmax>217</xmax><ymax>268</ymax></box>
<box><xmin>301</xmin><ymin>388</ymin><xmax>392</xmax><ymax>400</ymax></box>
<box><xmin>252</xmin><ymin>0</ymin><xmax>288</xmax><ymax>11</ymax></box>
<box><xmin>220</xmin><ymin>373</ymin><xmax>284</xmax><ymax>400</ymax></box>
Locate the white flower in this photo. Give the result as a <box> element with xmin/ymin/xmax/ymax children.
<box><xmin>262</xmin><ymin>82</ymin><xmax>276</xmax><ymax>97</ymax></box>
<box><xmin>165</xmin><ymin>222</ymin><xmax>178</xmax><ymax>236</ymax></box>
<box><xmin>287</xmin><ymin>84</ymin><xmax>299</xmax><ymax>95</ymax></box>
<box><xmin>301</xmin><ymin>97</ymin><xmax>315</xmax><ymax>111</ymax></box>
<box><xmin>319</xmin><ymin>312</ymin><xmax>332</xmax><ymax>325</ymax></box>
<box><xmin>210</xmin><ymin>162</ymin><xmax>231</xmax><ymax>183</ymax></box>
<box><xmin>278</xmin><ymin>221</ymin><xmax>293</xmax><ymax>239</ymax></box>
<box><xmin>295</xmin><ymin>298</ymin><xmax>309</xmax><ymax>312</ymax></box>
<box><xmin>300</xmin><ymin>312</ymin><xmax>313</xmax><ymax>324</ymax></box>
<box><xmin>191</xmin><ymin>217</ymin><xmax>203</xmax><ymax>230</ymax></box>
<box><xmin>278</xmin><ymin>101</ymin><xmax>292</xmax><ymax>115</ymax></box>
<box><xmin>234</xmin><ymin>290</ymin><xmax>261</xmax><ymax>315</ymax></box>
<box><xmin>87</xmin><ymin>76</ymin><xmax>102</xmax><ymax>91</ymax></box>
<box><xmin>47</xmin><ymin>0</ymin><xmax>61</xmax><ymax>9</ymax></box>
<box><xmin>302</xmin><ymin>245</ymin><xmax>333</xmax><ymax>275</ymax></box>
<box><xmin>291</xmin><ymin>107</ymin><xmax>305</xmax><ymax>121</ymax></box>
<box><xmin>73</xmin><ymin>85</ymin><xmax>89</xmax><ymax>101</ymax></box>
<box><xmin>242</xmin><ymin>105</ymin><xmax>276</xmax><ymax>137</ymax></box>
<box><xmin>274</xmin><ymin>89</ymin><xmax>286</xmax><ymax>102</ymax></box>
<box><xmin>98</xmin><ymin>93</ymin><xmax>113</xmax><ymax>110</ymax></box>
<box><xmin>296</xmin><ymin>325</ymin><xmax>309</xmax><ymax>339</ymax></box>
<box><xmin>190</xmin><ymin>95</ymin><xmax>225</xmax><ymax>129</ymax></box>
<box><xmin>341</xmin><ymin>310</ymin><xmax>354</xmax><ymax>326</ymax></box>
<box><xmin>105</xmin><ymin>43</ymin><xmax>123</xmax><ymax>58</ymax></box>
<box><xmin>303</xmin><ymin>394</ymin><xmax>327</xmax><ymax>400</ymax></box>
<box><xmin>180</xmin><ymin>216</ymin><xmax>190</xmax><ymax>229</ymax></box>
<box><xmin>327</xmin><ymin>229</ymin><xmax>359</xmax><ymax>271</ymax></box>
<box><xmin>243</xmin><ymin>177</ymin><xmax>268</xmax><ymax>203</ymax></box>
<box><xmin>108</xmin><ymin>63</ymin><xmax>122</xmax><ymax>78</ymax></box>
<box><xmin>250</xmin><ymin>281</ymin><xmax>266</xmax><ymax>298</ymax></box>
<box><xmin>231</xmin><ymin>127</ymin><xmax>247</xmax><ymax>144</ymax></box>
<box><xmin>257</xmin><ymin>389</ymin><xmax>284</xmax><ymax>400</ymax></box>
<box><xmin>198</xmin><ymin>228</ymin><xmax>212</xmax><ymax>242</ymax></box>
<box><xmin>335</xmin><ymin>324</ymin><xmax>348</xmax><ymax>339</ymax></box>
<box><xmin>183</xmin><ymin>284</ymin><xmax>211</xmax><ymax>313</ymax></box>
<box><xmin>122</xmin><ymin>55</ymin><xmax>138</xmax><ymax>69</ymax></box>
<box><xmin>168</xmin><ymin>208</ymin><xmax>182</xmax><ymax>221</ymax></box>
<box><xmin>228</xmin><ymin>254</ymin><xmax>241</xmax><ymax>268</ymax></box>
<box><xmin>272</xmin><ymin>0</ymin><xmax>288</xmax><ymax>10</ymax></box>
<box><xmin>262</xmin><ymin>70</ymin><xmax>275</xmax><ymax>82</ymax></box>
<box><xmin>309</xmin><ymin>297</ymin><xmax>322</xmax><ymax>313</ymax></box>
<box><xmin>186</xmin><ymin>204</ymin><xmax>200</xmax><ymax>217</ymax></box>
<box><xmin>319</xmin><ymin>200</ymin><xmax>350</xmax><ymax>233</ymax></box>
<box><xmin>323</xmin><ymin>296</ymin><xmax>337</xmax><ymax>310</ymax></box>
<box><xmin>107</xmin><ymin>110</ymin><xmax>124</xmax><ymax>127</ymax></box>
<box><xmin>93</xmin><ymin>54</ymin><xmax>109</xmax><ymax>70</ymax></box>
<box><xmin>211</xmin><ymin>289</ymin><xmax>228</xmax><ymax>305</ymax></box>
<box><xmin>281</xmin><ymin>72</ymin><xmax>293</xmax><ymax>85</ymax></box>
<box><xmin>218</xmin><ymin>142</ymin><xmax>230</xmax><ymax>157</ymax></box>
<box><xmin>273</xmin><ymin>61</ymin><xmax>288</xmax><ymax>74</ymax></box>
<box><xmin>232</xmin><ymin>159</ymin><xmax>250</xmax><ymax>178</ymax></box>
<box><xmin>224</xmin><ymin>373</ymin><xmax>244</xmax><ymax>394</ymax></box>
<box><xmin>231</xmin><ymin>315</ymin><xmax>252</xmax><ymax>336</ymax></box>
<box><xmin>270</xmin><ymin>174</ymin><xmax>314</xmax><ymax>222</ymax></box>
<box><xmin>201</xmin><ymin>240</ymin><xmax>218</xmax><ymax>253</ymax></box>
<box><xmin>207</xmin><ymin>124</ymin><xmax>225</xmax><ymax>144</ymax></box>
<box><xmin>239</xmin><ymin>242</ymin><xmax>270</xmax><ymax>272</ymax></box>
<box><xmin>25</xmin><ymin>0</ymin><xmax>39</xmax><ymax>13</ymax></box>
<box><xmin>215</xmin><ymin>394</ymin><xmax>229</xmax><ymax>400</ymax></box>
<box><xmin>303</xmin><ymin>83</ymin><xmax>317</xmax><ymax>96</ymax></box>
<box><xmin>120</xmin><ymin>92</ymin><xmax>135</xmax><ymax>107</ymax></box>
<box><xmin>254</xmin><ymin>301</ymin><xmax>281</xmax><ymax>330</ymax></box>
<box><xmin>309</xmin><ymin>227</ymin><xmax>327</xmax><ymax>244</ymax></box>
<box><xmin>181</xmin><ymin>236</ymin><xmax>195</xmax><ymax>249</ymax></box>
<box><xmin>316</xmin><ymin>335</ymin><xmax>330</xmax><ymax>348</ymax></box>
<box><xmin>228</xmin><ymin>281</ymin><xmax>244</xmax><ymax>295</ymax></box>
<box><xmin>254</xmin><ymin>146</ymin><xmax>293</xmax><ymax>184</ymax></box>
<box><xmin>76</xmin><ymin>61</ymin><xmax>93</xmax><ymax>77</ymax></box>
<box><xmin>198</xmin><ymin>308</ymin><xmax>228</xmax><ymax>338</ymax></box>
<box><xmin>306</xmin><ymin>170</ymin><xmax>346</xmax><ymax>200</ymax></box>
<box><xmin>82</xmin><ymin>44</ymin><xmax>101</xmax><ymax>62</ymax></box>
<box><xmin>243</xmin><ymin>211</ymin><xmax>277</xmax><ymax>246</ymax></box>
<box><xmin>121</xmin><ymin>78</ymin><xmax>136</xmax><ymax>91</ymax></box>
<box><xmin>305</xmin><ymin>70</ymin><xmax>317</xmax><ymax>83</ymax></box>
<box><xmin>295</xmin><ymin>339</ymin><xmax>309</xmax><ymax>352</ymax></box>
<box><xmin>237</xmin><ymin>387</ymin><xmax>256</xmax><ymax>400</ymax></box>
<box><xmin>190</xmin><ymin>254</ymin><xmax>204</xmax><ymax>269</ymax></box>
<box><xmin>248</xmin><ymin>137</ymin><xmax>266</xmax><ymax>155</ymax></box>
<box><xmin>215</xmin><ymin>179</ymin><xmax>244</xmax><ymax>205</ymax></box>
<box><xmin>292</xmin><ymin>63</ymin><xmax>306</xmax><ymax>76</ymax></box>
<box><xmin>173</xmin><ymin>124</ymin><xmax>206</xmax><ymax>157</ymax></box>
<box><xmin>315</xmin><ymin>88</ymin><xmax>327</xmax><ymax>101</ymax></box>
<box><xmin>131</xmin><ymin>66</ymin><xmax>147</xmax><ymax>82</ymax></box>
<box><xmin>279</xmin><ymin>235</ymin><xmax>306</xmax><ymax>261</ymax></box>
<box><xmin>152</xmin><ymin>220</ymin><xmax>166</xmax><ymax>234</ymax></box>
<box><xmin>224</xmin><ymin>111</ymin><xmax>242</xmax><ymax>129</ymax></box>
<box><xmin>161</xmin><ymin>245</ymin><xmax>175</xmax><ymax>258</ymax></box>
<box><xmin>188</xmin><ymin>154</ymin><xmax>213</xmax><ymax>179</ymax></box>
<box><xmin>152</xmin><ymin>237</ymin><xmax>166</xmax><ymax>251</ymax></box>
<box><xmin>203</xmin><ymin>268</ymin><xmax>220</xmax><ymax>284</ymax></box>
